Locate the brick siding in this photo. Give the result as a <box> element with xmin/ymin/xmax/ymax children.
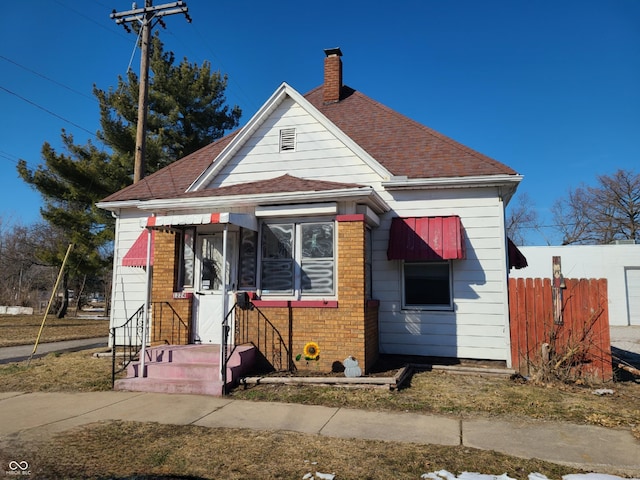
<box><xmin>150</xmin><ymin>229</ymin><xmax>192</xmax><ymax>345</ymax></box>
<box><xmin>149</xmin><ymin>217</ymin><xmax>379</xmax><ymax>373</ymax></box>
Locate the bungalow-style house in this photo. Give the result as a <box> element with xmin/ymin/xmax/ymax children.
<box><xmin>98</xmin><ymin>48</ymin><xmax>523</xmax><ymax>394</ymax></box>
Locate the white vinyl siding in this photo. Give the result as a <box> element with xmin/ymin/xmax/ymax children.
<box><xmin>375</xmin><ymin>188</ymin><xmax>511</xmax><ymax>362</ymax></box>
<box><xmin>205</xmin><ymin>98</ymin><xmax>383</xmax><ymax>190</ymax></box>
<box><xmin>109</xmin><ymin>212</ymin><xmax>152</xmax><ymax>346</ymax></box>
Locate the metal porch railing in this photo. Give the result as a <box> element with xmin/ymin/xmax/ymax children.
<box><xmin>221</xmin><ymin>292</ymin><xmax>292</xmax><ymax>394</ymax></box>
<box><xmin>150</xmin><ymin>301</ymin><xmax>189</xmax><ymax>345</ymax></box>
<box><xmin>110</xmin><ymin>304</ymin><xmax>146</xmax><ymax>387</ymax></box>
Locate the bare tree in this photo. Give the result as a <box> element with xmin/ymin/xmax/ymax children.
<box><xmin>0</xmin><ymin>219</ymin><xmax>55</xmax><ymax>307</ymax></box>
<box><xmin>506</xmin><ymin>192</ymin><xmax>540</xmax><ymax>245</ymax></box>
<box><xmin>552</xmin><ymin>169</ymin><xmax>639</xmax><ymax>245</ymax></box>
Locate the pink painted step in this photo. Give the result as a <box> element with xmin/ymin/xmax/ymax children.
<box><xmin>114</xmin><ymin>376</ymin><xmax>225</xmax><ymax>396</ymax></box>
<box><xmin>115</xmin><ymin>344</ymin><xmax>256</xmax><ymax>396</ymax></box>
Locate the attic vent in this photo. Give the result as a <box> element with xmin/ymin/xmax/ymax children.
<box><xmin>279</xmin><ymin>128</ymin><xmax>296</xmax><ymax>152</ymax></box>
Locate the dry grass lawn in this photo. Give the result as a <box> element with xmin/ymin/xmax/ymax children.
<box><xmin>1</xmin><ymin>421</ymin><xmax>587</xmax><ymax>479</ymax></box>
<box><xmin>0</xmin><ymin>313</ymin><xmax>109</xmax><ymax>347</ymax></box>
<box><xmin>0</xmin><ymin>316</ymin><xmax>638</xmax><ymax>478</ymax></box>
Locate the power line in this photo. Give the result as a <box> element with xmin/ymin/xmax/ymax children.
<box><xmin>0</xmin><ymin>55</ymin><xmax>96</xmax><ymax>103</ymax></box>
<box><xmin>0</xmin><ymin>85</ymin><xmax>97</xmax><ymax>138</ymax></box>
<box><xmin>0</xmin><ymin>150</ymin><xmax>21</xmax><ymax>165</ymax></box>
<box><xmin>52</xmin><ymin>0</ymin><xmax>127</xmax><ymax>39</ymax></box>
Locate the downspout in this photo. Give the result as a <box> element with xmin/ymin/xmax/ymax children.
<box><xmin>498</xmin><ymin>191</ymin><xmax>513</xmax><ymax>369</ymax></box>
<box><xmin>109</xmin><ymin>210</ymin><xmax>121</xmax><ymax>349</ymax></box>
<box><xmin>220</xmin><ymin>224</ymin><xmax>229</xmax><ymax>380</ymax></box>
<box><xmin>140</xmin><ymin>225</ymin><xmax>153</xmax><ymax>378</ymax></box>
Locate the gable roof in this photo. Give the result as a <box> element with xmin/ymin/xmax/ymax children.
<box><xmin>100</xmin><ymin>84</ymin><xmax>518</xmax><ymax>206</ymax></box>
<box><xmin>307</xmin><ymin>86</ymin><xmax>517</xmax><ymax>179</ymax></box>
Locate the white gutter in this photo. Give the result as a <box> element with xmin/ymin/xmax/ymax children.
<box><xmin>96</xmin><ymin>200</ymin><xmax>143</xmax><ymax>212</ymax></box>
<box><xmin>382</xmin><ymin>174</ymin><xmax>523</xmax><ymax>190</ymax></box>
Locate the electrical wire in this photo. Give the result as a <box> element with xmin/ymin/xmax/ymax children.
<box><xmin>126</xmin><ymin>23</ymin><xmax>144</xmax><ymax>73</ymax></box>
<box><xmin>0</xmin><ymin>85</ymin><xmax>97</xmax><ymax>138</ymax></box>
<box><xmin>0</xmin><ymin>55</ymin><xmax>96</xmax><ymax>103</ymax></box>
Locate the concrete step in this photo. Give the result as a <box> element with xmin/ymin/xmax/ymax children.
<box><xmin>114</xmin><ymin>376</ymin><xmax>223</xmax><ymax>396</ymax></box>
<box><xmin>119</xmin><ymin>344</ymin><xmax>257</xmax><ymax>396</ymax></box>
<box><xmin>144</xmin><ymin>362</ymin><xmax>218</xmax><ymax>380</ymax></box>
<box><xmin>146</xmin><ymin>344</ymin><xmax>220</xmax><ymax>364</ymax></box>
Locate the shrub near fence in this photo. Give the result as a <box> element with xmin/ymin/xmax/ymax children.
<box><xmin>509</xmin><ymin>278</ymin><xmax>613</xmax><ymax>382</ymax></box>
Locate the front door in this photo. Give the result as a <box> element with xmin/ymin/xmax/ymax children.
<box><xmin>193</xmin><ymin>232</ymin><xmax>237</xmax><ymax>344</ymax></box>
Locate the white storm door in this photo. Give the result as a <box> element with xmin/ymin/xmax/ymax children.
<box><xmin>193</xmin><ymin>232</ymin><xmax>237</xmax><ymax>344</ymax></box>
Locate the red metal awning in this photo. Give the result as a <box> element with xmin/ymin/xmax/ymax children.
<box><xmin>387</xmin><ymin>216</ymin><xmax>465</xmax><ymax>261</ymax></box>
<box><xmin>122</xmin><ymin>229</ymin><xmax>155</xmax><ymax>267</ymax></box>
<box><xmin>507</xmin><ymin>238</ymin><xmax>528</xmax><ymax>270</ymax></box>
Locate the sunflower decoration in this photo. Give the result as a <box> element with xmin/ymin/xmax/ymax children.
<box><xmin>296</xmin><ymin>341</ymin><xmax>320</xmax><ymax>362</ymax></box>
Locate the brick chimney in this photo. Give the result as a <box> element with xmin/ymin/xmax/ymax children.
<box><xmin>323</xmin><ymin>47</ymin><xmax>343</xmax><ymax>104</ymax></box>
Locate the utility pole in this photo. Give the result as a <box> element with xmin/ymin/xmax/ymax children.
<box><xmin>110</xmin><ymin>1</ymin><xmax>191</xmax><ymax>183</ymax></box>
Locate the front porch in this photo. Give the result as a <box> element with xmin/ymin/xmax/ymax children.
<box><xmin>114</xmin><ymin>343</ymin><xmax>256</xmax><ymax>396</ymax></box>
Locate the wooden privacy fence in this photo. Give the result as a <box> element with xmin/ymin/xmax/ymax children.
<box><xmin>509</xmin><ymin>278</ymin><xmax>613</xmax><ymax>381</ymax></box>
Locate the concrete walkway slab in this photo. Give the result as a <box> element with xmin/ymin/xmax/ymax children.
<box><xmin>464</xmin><ymin>418</ymin><xmax>640</xmax><ymax>473</ymax></box>
<box><xmin>0</xmin><ymin>391</ymin><xmax>136</xmax><ymax>436</ymax></box>
<box><xmin>321</xmin><ymin>408</ymin><xmax>461</xmax><ymax>446</ymax></box>
<box><xmin>195</xmin><ymin>400</ymin><xmax>339</xmax><ymax>434</ymax></box>
<box><xmin>0</xmin><ymin>337</ymin><xmax>108</xmax><ymax>364</ymax></box>
<box><xmin>74</xmin><ymin>392</ymin><xmax>234</xmax><ymax>425</ymax></box>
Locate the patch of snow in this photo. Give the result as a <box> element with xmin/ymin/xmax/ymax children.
<box><xmin>420</xmin><ymin>471</ymin><xmax>638</xmax><ymax>480</ymax></box>
<box><xmin>302</xmin><ymin>473</ymin><xmax>335</xmax><ymax>480</ymax></box>
<box><xmin>592</xmin><ymin>389</ymin><xmax>614</xmax><ymax>395</ymax></box>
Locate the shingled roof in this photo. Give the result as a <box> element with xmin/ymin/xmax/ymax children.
<box><xmin>101</xmin><ymin>52</ymin><xmax>518</xmax><ymax>205</ymax></box>
<box><xmin>307</xmin><ymin>85</ymin><xmax>517</xmax><ymax>179</ymax></box>
<box><xmin>172</xmin><ymin>174</ymin><xmax>367</xmax><ymax>200</ymax></box>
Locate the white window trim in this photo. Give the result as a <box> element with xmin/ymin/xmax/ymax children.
<box><xmin>401</xmin><ymin>260</ymin><xmax>454</xmax><ymax>311</ymax></box>
<box><xmin>258</xmin><ymin>218</ymin><xmax>337</xmax><ymax>301</ymax></box>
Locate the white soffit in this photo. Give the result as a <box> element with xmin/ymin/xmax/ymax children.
<box><xmin>255</xmin><ymin>202</ymin><xmax>337</xmax><ymax>218</ymax></box>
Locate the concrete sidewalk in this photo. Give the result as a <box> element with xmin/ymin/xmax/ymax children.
<box><xmin>0</xmin><ymin>391</ymin><xmax>638</xmax><ymax>476</ymax></box>
<box><xmin>0</xmin><ymin>337</ymin><xmax>108</xmax><ymax>364</ymax></box>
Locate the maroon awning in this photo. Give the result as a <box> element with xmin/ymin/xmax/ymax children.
<box><xmin>122</xmin><ymin>229</ymin><xmax>155</xmax><ymax>267</ymax></box>
<box><xmin>508</xmin><ymin>238</ymin><xmax>528</xmax><ymax>270</ymax></box>
<box><xmin>387</xmin><ymin>216</ymin><xmax>465</xmax><ymax>261</ymax></box>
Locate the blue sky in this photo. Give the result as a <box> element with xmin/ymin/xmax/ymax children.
<box><xmin>1</xmin><ymin>0</ymin><xmax>638</xmax><ymax>245</ymax></box>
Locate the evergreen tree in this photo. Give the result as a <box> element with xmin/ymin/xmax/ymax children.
<box><xmin>17</xmin><ymin>35</ymin><xmax>241</xmax><ymax>315</ymax></box>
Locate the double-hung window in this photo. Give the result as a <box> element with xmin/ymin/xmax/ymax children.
<box><xmin>259</xmin><ymin>221</ymin><xmax>335</xmax><ymax>297</ymax></box>
<box><xmin>176</xmin><ymin>227</ymin><xmax>196</xmax><ymax>291</ymax></box>
<box><xmin>402</xmin><ymin>261</ymin><xmax>452</xmax><ymax>310</ymax></box>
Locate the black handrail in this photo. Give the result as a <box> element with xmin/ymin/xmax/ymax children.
<box><xmin>110</xmin><ymin>304</ymin><xmax>146</xmax><ymax>387</ymax></box>
<box><xmin>150</xmin><ymin>301</ymin><xmax>189</xmax><ymax>344</ymax></box>
<box><xmin>220</xmin><ymin>304</ymin><xmax>235</xmax><ymax>395</ymax></box>
<box><xmin>221</xmin><ymin>292</ymin><xmax>292</xmax><ymax>394</ymax></box>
